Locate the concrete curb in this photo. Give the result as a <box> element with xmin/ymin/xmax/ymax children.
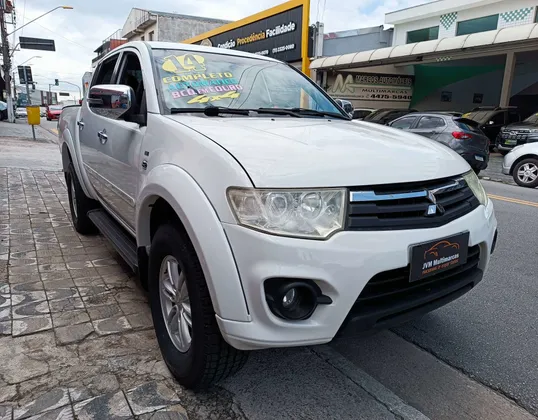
<box><xmin>479</xmin><ymin>175</ymin><xmax>517</xmax><ymax>187</ymax></box>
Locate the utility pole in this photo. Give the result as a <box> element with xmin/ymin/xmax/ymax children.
<box><xmin>1</xmin><ymin>6</ymin><xmax>15</xmax><ymax>122</ymax></box>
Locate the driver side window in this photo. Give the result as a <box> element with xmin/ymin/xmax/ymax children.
<box><xmin>116</xmin><ymin>52</ymin><xmax>146</xmax><ymax>117</ymax></box>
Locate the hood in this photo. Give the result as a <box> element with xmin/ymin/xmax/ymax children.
<box><xmin>166</xmin><ymin>115</ymin><xmax>470</xmax><ymax>188</ymax></box>
<box><xmin>504</xmin><ymin>121</ymin><xmax>538</xmax><ymax>131</ymax></box>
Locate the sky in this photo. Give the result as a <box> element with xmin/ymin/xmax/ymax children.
<box><xmin>8</xmin><ymin>0</ymin><xmax>431</xmax><ymax>101</ymax></box>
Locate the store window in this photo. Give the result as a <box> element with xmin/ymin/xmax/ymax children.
<box><xmin>456</xmin><ymin>15</ymin><xmax>498</xmax><ymax>36</ymax></box>
<box><xmin>406</xmin><ymin>26</ymin><xmax>439</xmax><ymax>44</ymax></box>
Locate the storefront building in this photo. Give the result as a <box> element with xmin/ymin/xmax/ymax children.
<box><xmin>311</xmin><ymin>0</ymin><xmax>538</xmax><ymax>114</ymax></box>
<box><xmin>181</xmin><ymin>0</ymin><xmax>312</xmax><ymax>74</ymax></box>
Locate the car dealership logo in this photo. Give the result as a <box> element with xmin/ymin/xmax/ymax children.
<box><xmin>200</xmin><ymin>39</ymin><xmax>213</xmax><ymax>47</ymax></box>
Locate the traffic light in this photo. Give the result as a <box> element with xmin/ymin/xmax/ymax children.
<box><xmin>54</xmin><ymin>79</ymin><xmax>59</xmax><ymax>86</ymax></box>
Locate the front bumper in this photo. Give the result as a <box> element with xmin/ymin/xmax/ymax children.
<box><xmin>502</xmin><ymin>151</ymin><xmax>518</xmax><ymax>175</ymax></box>
<box><xmin>218</xmin><ymin>200</ymin><xmax>497</xmax><ymax>351</ymax></box>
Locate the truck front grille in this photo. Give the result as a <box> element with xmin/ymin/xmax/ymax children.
<box><xmin>346</xmin><ymin>176</ymin><xmax>480</xmax><ymax>231</ymax></box>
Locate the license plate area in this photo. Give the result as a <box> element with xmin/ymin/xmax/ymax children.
<box><xmin>505</xmin><ymin>139</ymin><xmax>517</xmax><ymax>145</ymax></box>
<box><xmin>409</xmin><ymin>232</ymin><xmax>470</xmax><ymax>282</ymax></box>
<box><xmin>475</xmin><ymin>155</ymin><xmax>484</xmax><ymax>162</ymax></box>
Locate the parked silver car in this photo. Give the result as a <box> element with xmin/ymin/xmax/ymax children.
<box><xmin>389</xmin><ymin>112</ymin><xmax>490</xmax><ymax>174</ymax></box>
<box><xmin>502</xmin><ymin>143</ymin><xmax>538</xmax><ymax>188</ymax></box>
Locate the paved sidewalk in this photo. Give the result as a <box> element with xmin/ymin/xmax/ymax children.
<box><xmin>0</xmin><ymin>122</ymin><xmax>57</xmax><ymax>144</ymax></box>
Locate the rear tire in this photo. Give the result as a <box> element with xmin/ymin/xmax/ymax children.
<box><xmin>66</xmin><ymin>163</ymin><xmax>98</xmax><ymax>234</ymax></box>
<box><xmin>148</xmin><ymin>223</ymin><xmax>248</xmax><ymax>390</ymax></box>
<box><xmin>513</xmin><ymin>158</ymin><xmax>538</xmax><ymax>188</ymax></box>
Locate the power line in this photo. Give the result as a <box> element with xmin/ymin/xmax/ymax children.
<box><xmin>32</xmin><ymin>20</ymin><xmax>94</xmax><ymax>52</ymax></box>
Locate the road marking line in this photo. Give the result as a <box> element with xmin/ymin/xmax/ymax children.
<box><xmin>312</xmin><ymin>345</ymin><xmax>431</xmax><ymax>420</ymax></box>
<box><xmin>488</xmin><ymin>194</ymin><xmax>538</xmax><ymax>208</ymax></box>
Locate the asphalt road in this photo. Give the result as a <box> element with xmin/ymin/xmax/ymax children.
<box><xmin>332</xmin><ymin>180</ymin><xmax>538</xmax><ymax>419</ymax></box>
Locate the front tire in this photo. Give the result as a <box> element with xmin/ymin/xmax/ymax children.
<box><xmin>149</xmin><ymin>223</ymin><xmax>247</xmax><ymax>390</ymax></box>
<box><xmin>513</xmin><ymin>158</ymin><xmax>538</xmax><ymax>188</ymax></box>
<box><xmin>66</xmin><ymin>163</ymin><xmax>98</xmax><ymax>234</ymax></box>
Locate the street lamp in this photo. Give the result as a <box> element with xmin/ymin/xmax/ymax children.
<box><xmin>7</xmin><ymin>6</ymin><xmax>74</xmax><ymax>36</ymax></box>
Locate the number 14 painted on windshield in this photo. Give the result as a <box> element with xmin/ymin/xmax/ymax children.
<box><xmin>187</xmin><ymin>90</ymin><xmax>240</xmax><ymax>104</ymax></box>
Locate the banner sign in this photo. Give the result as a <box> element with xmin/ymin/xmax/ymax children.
<box><xmin>327</xmin><ymin>72</ymin><xmax>415</xmax><ymax>103</ymax></box>
<box><xmin>195</xmin><ymin>6</ymin><xmax>303</xmax><ymax>63</ymax></box>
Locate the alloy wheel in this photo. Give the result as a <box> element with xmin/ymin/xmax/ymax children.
<box><xmin>517</xmin><ymin>163</ymin><xmax>538</xmax><ymax>184</ymax></box>
<box><xmin>159</xmin><ymin>256</ymin><xmax>192</xmax><ymax>353</ymax></box>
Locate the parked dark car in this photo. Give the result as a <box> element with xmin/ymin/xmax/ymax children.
<box><xmin>388</xmin><ymin>112</ymin><xmax>490</xmax><ymax>174</ymax></box>
<box><xmin>363</xmin><ymin>108</ymin><xmax>417</xmax><ymax>125</ymax></box>
<box><xmin>463</xmin><ymin>106</ymin><xmax>522</xmax><ymax>150</ymax></box>
<box><xmin>495</xmin><ymin>112</ymin><xmax>538</xmax><ymax>156</ymax></box>
<box><xmin>352</xmin><ymin>108</ymin><xmax>375</xmax><ymax>120</ymax></box>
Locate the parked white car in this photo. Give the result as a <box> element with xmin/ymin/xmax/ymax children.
<box><xmin>502</xmin><ymin>142</ymin><xmax>538</xmax><ymax>188</ymax></box>
<box><xmin>15</xmin><ymin>107</ymin><xmax>28</xmax><ymax>118</ymax></box>
<box><xmin>58</xmin><ymin>41</ymin><xmax>498</xmax><ymax>390</ymax></box>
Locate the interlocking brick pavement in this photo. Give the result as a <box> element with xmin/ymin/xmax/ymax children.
<box><xmin>0</xmin><ymin>167</ymin><xmax>244</xmax><ymax>420</ymax></box>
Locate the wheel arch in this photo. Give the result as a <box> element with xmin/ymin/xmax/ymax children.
<box><xmin>136</xmin><ymin>165</ymin><xmax>250</xmax><ymax>322</ymax></box>
<box><xmin>510</xmin><ymin>154</ymin><xmax>538</xmax><ymax>175</ymax></box>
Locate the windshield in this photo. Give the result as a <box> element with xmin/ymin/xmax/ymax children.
<box><xmin>524</xmin><ymin>113</ymin><xmax>538</xmax><ymax>124</ymax></box>
<box><xmin>152</xmin><ymin>49</ymin><xmax>342</xmax><ymax>116</ymax></box>
<box><xmin>463</xmin><ymin>111</ymin><xmax>492</xmax><ymax>123</ymax></box>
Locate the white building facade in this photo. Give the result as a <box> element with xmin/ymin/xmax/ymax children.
<box><xmin>388</xmin><ymin>0</ymin><xmax>538</xmax><ymax>45</ymax></box>
<box><xmin>312</xmin><ymin>0</ymin><xmax>538</xmax><ymax>113</ymax></box>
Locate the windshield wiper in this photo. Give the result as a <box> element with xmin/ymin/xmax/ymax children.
<box><xmin>258</xmin><ymin>107</ymin><xmax>350</xmax><ymax>120</ymax></box>
<box><xmin>170</xmin><ymin>106</ymin><xmax>250</xmax><ymax>117</ymax></box>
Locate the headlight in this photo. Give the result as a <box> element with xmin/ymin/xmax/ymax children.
<box><xmin>462</xmin><ymin>171</ymin><xmax>488</xmax><ymax>206</ymax></box>
<box><xmin>227</xmin><ymin>188</ymin><xmax>346</xmax><ymax>239</ymax></box>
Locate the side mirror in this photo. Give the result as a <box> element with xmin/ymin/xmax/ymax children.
<box><xmin>88</xmin><ymin>84</ymin><xmax>136</xmax><ymax>121</ymax></box>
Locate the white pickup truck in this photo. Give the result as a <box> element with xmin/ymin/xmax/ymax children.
<box><xmin>58</xmin><ymin>41</ymin><xmax>498</xmax><ymax>390</ymax></box>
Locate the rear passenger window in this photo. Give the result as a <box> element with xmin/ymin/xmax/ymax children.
<box><xmin>417</xmin><ymin>116</ymin><xmax>445</xmax><ymax>129</ymax></box>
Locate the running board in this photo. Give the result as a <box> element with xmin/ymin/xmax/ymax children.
<box><xmin>87</xmin><ymin>209</ymin><xmax>138</xmax><ymax>272</ymax></box>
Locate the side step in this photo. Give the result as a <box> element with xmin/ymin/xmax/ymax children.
<box><xmin>88</xmin><ymin>209</ymin><xmax>138</xmax><ymax>272</ymax></box>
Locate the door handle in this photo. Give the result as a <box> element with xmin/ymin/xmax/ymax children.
<box><xmin>97</xmin><ymin>129</ymin><xmax>108</xmax><ymax>144</ymax></box>
<box><xmin>77</xmin><ymin>120</ymin><xmax>84</xmax><ymax>130</ymax></box>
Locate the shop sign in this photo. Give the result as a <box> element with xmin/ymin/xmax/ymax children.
<box><xmin>327</xmin><ymin>72</ymin><xmax>414</xmax><ymax>103</ymax></box>
<box><xmin>195</xmin><ymin>6</ymin><xmax>303</xmax><ymax>63</ymax></box>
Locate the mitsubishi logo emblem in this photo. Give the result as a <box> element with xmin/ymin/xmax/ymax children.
<box><xmin>426</xmin><ymin>190</ymin><xmax>445</xmax><ymax>216</ymax></box>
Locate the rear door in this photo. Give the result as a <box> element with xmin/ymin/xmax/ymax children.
<box><xmin>410</xmin><ymin>116</ymin><xmax>446</xmax><ymax>139</ymax></box>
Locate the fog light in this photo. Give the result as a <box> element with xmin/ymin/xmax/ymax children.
<box><xmin>264</xmin><ymin>278</ymin><xmax>332</xmax><ymax>321</ymax></box>
<box><xmin>282</xmin><ymin>288</ymin><xmax>297</xmax><ymax>308</ymax></box>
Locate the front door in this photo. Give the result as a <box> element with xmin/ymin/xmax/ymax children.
<box><xmin>79</xmin><ymin>50</ymin><xmax>147</xmax><ymax>229</ymax></box>
<box><xmin>482</xmin><ymin>111</ymin><xmax>505</xmax><ymax>142</ymax></box>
